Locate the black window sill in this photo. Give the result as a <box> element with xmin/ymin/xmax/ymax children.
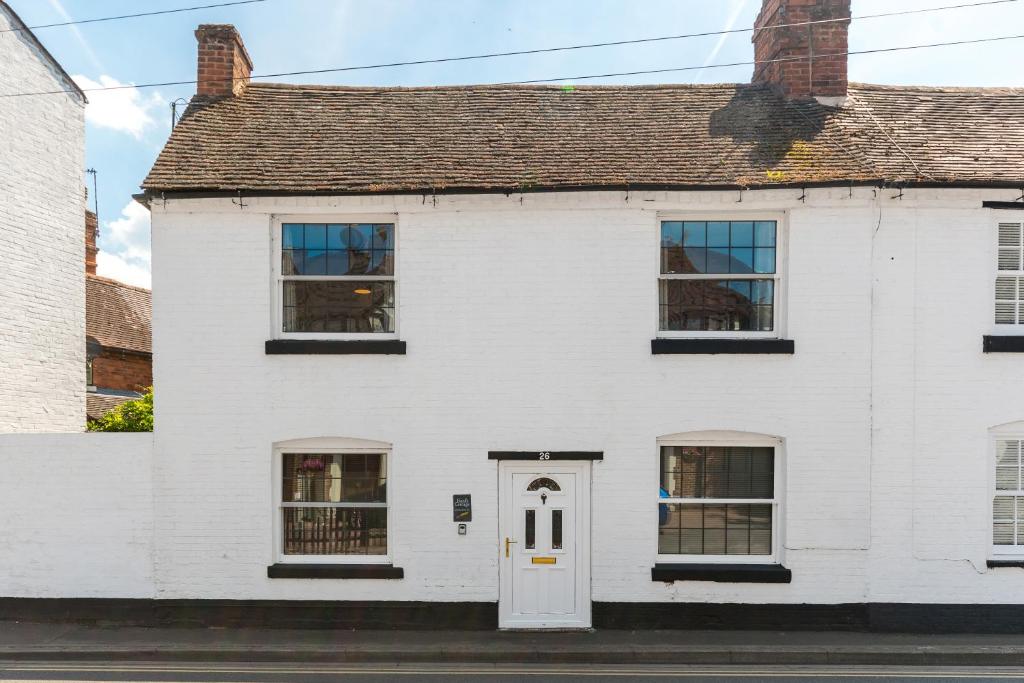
<box><xmin>987</xmin><ymin>560</ymin><xmax>1024</xmax><ymax>568</ymax></box>
<box><xmin>983</xmin><ymin>336</ymin><xmax>1024</xmax><ymax>353</ymax></box>
<box><xmin>652</xmin><ymin>338</ymin><xmax>795</xmax><ymax>355</ymax></box>
<box><xmin>265</xmin><ymin>340</ymin><xmax>406</xmax><ymax>355</ymax></box>
<box><xmin>267</xmin><ymin>564</ymin><xmax>404</xmax><ymax>579</ymax></box>
<box><xmin>652</xmin><ymin>563</ymin><xmax>792</xmax><ymax>583</ymax></box>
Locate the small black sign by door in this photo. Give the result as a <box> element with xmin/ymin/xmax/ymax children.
<box><xmin>453</xmin><ymin>494</ymin><xmax>472</xmax><ymax>522</ymax></box>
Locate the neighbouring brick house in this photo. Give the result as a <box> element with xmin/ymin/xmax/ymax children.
<box><xmin>85</xmin><ymin>212</ymin><xmax>152</xmax><ymax>421</ymax></box>
<box><xmin>4</xmin><ymin>0</ymin><xmax>1024</xmax><ymax>633</ymax></box>
<box><xmin>0</xmin><ymin>0</ymin><xmax>86</xmax><ymax>432</ymax></box>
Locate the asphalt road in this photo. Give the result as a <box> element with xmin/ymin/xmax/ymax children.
<box><xmin>3</xmin><ymin>662</ymin><xmax>1024</xmax><ymax>682</ymax></box>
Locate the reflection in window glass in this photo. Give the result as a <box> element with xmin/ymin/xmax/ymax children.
<box><xmin>282</xmin><ymin>281</ymin><xmax>395</xmax><ymax>333</ymax></box>
<box><xmin>525</xmin><ymin>509</ymin><xmax>536</xmax><ymax>549</ymax></box>
<box><xmin>552</xmin><ymin>509</ymin><xmax>563</xmax><ymax>550</ymax></box>
<box><xmin>658</xmin><ymin>446</ymin><xmax>775</xmax><ymax>557</ymax></box>
<box><xmin>659</xmin><ymin>220</ymin><xmax>776</xmax><ymax>333</ymax></box>
<box><xmin>281</xmin><ymin>223</ymin><xmax>395</xmax><ymax>334</ymax></box>
<box><xmin>994</xmin><ymin>440</ymin><xmax>1024</xmax><ymax>548</ymax></box>
<box><xmin>282</xmin><ymin>452</ymin><xmax>387</xmax><ymax>556</ymax></box>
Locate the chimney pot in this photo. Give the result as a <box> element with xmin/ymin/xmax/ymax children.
<box><xmin>194</xmin><ymin>24</ymin><xmax>253</xmax><ymax>97</ymax></box>
<box><xmin>751</xmin><ymin>0</ymin><xmax>850</xmax><ymax>104</ymax></box>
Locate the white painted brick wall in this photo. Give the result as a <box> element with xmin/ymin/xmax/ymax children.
<box><xmin>6</xmin><ymin>185</ymin><xmax>1023</xmax><ymax>606</ymax></box>
<box><xmin>0</xmin><ymin>7</ymin><xmax>86</xmax><ymax>432</ymax></box>
<box><xmin>137</xmin><ymin>187</ymin><xmax>1024</xmax><ymax>605</ymax></box>
<box><xmin>0</xmin><ymin>433</ymin><xmax>154</xmax><ymax>597</ymax></box>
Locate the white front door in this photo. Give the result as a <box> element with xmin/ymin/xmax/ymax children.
<box><xmin>498</xmin><ymin>461</ymin><xmax>591</xmax><ymax>629</ymax></box>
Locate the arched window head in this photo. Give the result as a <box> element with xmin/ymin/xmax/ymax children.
<box><xmin>527</xmin><ymin>477</ymin><xmax>561</xmax><ymax>492</ymax></box>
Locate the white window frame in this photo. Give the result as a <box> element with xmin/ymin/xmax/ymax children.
<box><xmin>656</xmin><ymin>431</ymin><xmax>784</xmax><ymax>565</ymax></box>
<box><xmin>656</xmin><ymin>212</ymin><xmax>787</xmax><ymax>340</ymax></box>
<box><xmin>271</xmin><ymin>214</ymin><xmax>399</xmax><ymax>341</ymax></box>
<box><xmin>991</xmin><ymin>426</ymin><xmax>1024</xmax><ymax>558</ymax></box>
<box><xmin>272</xmin><ymin>436</ymin><xmax>392</xmax><ymax>565</ymax></box>
<box><xmin>993</xmin><ymin>219</ymin><xmax>1024</xmax><ymax>334</ymax></box>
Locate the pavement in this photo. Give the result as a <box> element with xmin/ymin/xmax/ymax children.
<box><xmin>2</xmin><ymin>622</ymin><xmax>1024</xmax><ymax>666</ymax></box>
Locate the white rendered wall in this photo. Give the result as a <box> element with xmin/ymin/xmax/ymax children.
<box><xmin>145</xmin><ymin>187</ymin><xmax>1024</xmax><ymax>605</ymax></box>
<box><xmin>0</xmin><ymin>433</ymin><xmax>154</xmax><ymax>597</ymax></box>
<box><xmin>0</xmin><ymin>7</ymin><xmax>86</xmax><ymax>432</ymax></box>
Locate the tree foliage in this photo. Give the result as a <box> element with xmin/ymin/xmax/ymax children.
<box><xmin>88</xmin><ymin>387</ymin><xmax>154</xmax><ymax>432</ymax></box>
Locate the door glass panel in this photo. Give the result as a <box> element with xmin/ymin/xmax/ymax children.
<box><xmin>525</xmin><ymin>509</ymin><xmax>535</xmax><ymax>549</ymax></box>
<box><xmin>552</xmin><ymin>509</ymin><xmax>563</xmax><ymax>550</ymax></box>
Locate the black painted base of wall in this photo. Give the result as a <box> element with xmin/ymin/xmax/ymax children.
<box><xmin>0</xmin><ymin>599</ymin><xmax>497</xmax><ymax>630</ymax></box>
<box><xmin>593</xmin><ymin>603</ymin><xmax>1024</xmax><ymax>633</ymax></box>
<box><xmin>3</xmin><ymin>599</ymin><xmax>1024</xmax><ymax>633</ymax></box>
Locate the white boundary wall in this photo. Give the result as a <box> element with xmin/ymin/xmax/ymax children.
<box><xmin>0</xmin><ymin>434</ymin><xmax>154</xmax><ymax>598</ymax></box>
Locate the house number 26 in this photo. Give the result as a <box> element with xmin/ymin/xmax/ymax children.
<box><xmin>538</xmin><ymin>452</ymin><xmax>551</xmax><ymax>460</ymax></box>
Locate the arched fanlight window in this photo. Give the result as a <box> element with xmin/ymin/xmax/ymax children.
<box><xmin>527</xmin><ymin>477</ymin><xmax>561</xmax><ymax>492</ymax></box>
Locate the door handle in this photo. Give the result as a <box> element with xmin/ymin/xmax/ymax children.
<box><xmin>505</xmin><ymin>537</ymin><xmax>517</xmax><ymax>558</ymax></box>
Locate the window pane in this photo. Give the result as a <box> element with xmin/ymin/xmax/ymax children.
<box><xmin>304</xmin><ymin>224</ymin><xmax>327</xmax><ymax>250</ymax></box>
<box><xmin>327</xmin><ymin>224</ymin><xmax>347</xmax><ymax>249</ymax></box>
<box><xmin>996</xmin><ymin>441</ymin><xmax>1021</xmax><ymax>491</ymax></box>
<box><xmin>304</xmin><ymin>250</ymin><xmax>327</xmax><ymax>276</ymax></box>
<box><xmin>372</xmin><ymin>224</ymin><xmax>394</xmax><ymax>249</ymax></box>
<box><xmin>661</xmin><ymin>221</ymin><xmax>683</xmax><ymax>247</ymax></box>
<box><xmin>525</xmin><ymin>509</ymin><xmax>535</xmax><ymax>550</ymax></box>
<box><xmin>282</xmin><ymin>281</ymin><xmax>395</xmax><ymax>333</ymax></box>
<box><xmin>730</xmin><ymin>248</ymin><xmax>754</xmax><ymax>273</ymax></box>
<box><xmin>282</xmin><ymin>223</ymin><xmax>304</xmax><ymax>249</ymax></box>
<box><xmin>731</xmin><ymin>222</ymin><xmax>754</xmax><ymax>247</ymax></box>
<box><xmin>754</xmin><ymin>221</ymin><xmax>776</xmax><ymax>247</ymax></box>
<box><xmin>552</xmin><ymin>509</ymin><xmax>563</xmax><ymax>550</ymax></box>
<box><xmin>283</xmin><ymin>452</ymin><xmax>387</xmax><ymax>504</ymax></box>
<box><xmin>682</xmin><ymin>222</ymin><xmax>706</xmax><ymax>247</ymax></box>
<box><xmin>754</xmin><ymin>247</ymin><xmax>776</xmax><ymax>274</ymax></box>
<box><xmin>707</xmin><ymin>222</ymin><xmax>730</xmax><ymax>247</ymax></box>
<box><xmin>282</xmin><ymin>507</ymin><xmax>387</xmax><ymax>555</ymax></box>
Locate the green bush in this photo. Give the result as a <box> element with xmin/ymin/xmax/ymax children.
<box><xmin>88</xmin><ymin>387</ymin><xmax>154</xmax><ymax>432</ymax></box>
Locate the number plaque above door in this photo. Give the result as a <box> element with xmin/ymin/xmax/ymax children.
<box><xmin>487</xmin><ymin>451</ymin><xmax>604</xmax><ymax>461</ymax></box>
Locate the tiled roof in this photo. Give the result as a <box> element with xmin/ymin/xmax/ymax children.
<box><xmin>86</xmin><ymin>275</ymin><xmax>152</xmax><ymax>354</ymax></box>
<box><xmin>142</xmin><ymin>81</ymin><xmax>1024</xmax><ymax>194</ymax></box>
<box><xmin>87</xmin><ymin>392</ymin><xmax>138</xmax><ymax>421</ymax></box>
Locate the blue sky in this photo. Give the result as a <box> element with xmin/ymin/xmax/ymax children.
<box><xmin>8</xmin><ymin>0</ymin><xmax>1024</xmax><ymax>287</ymax></box>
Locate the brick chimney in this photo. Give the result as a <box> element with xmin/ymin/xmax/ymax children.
<box><xmin>195</xmin><ymin>24</ymin><xmax>253</xmax><ymax>97</ymax></box>
<box><xmin>85</xmin><ymin>210</ymin><xmax>98</xmax><ymax>276</ymax></box>
<box><xmin>752</xmin><ymin>0</ymin><xmax>851</xmax><ymax>104</ymax></box>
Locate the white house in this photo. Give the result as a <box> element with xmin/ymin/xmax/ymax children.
<box><xmin>2</xmin><ymin>0</ymin><xmax>1024</xmax><ymax>631</ymax></box>
<box><xmin>0</xmin><ymin>1</ymin><xmax>87</xmax><ymax>432</ymax></box>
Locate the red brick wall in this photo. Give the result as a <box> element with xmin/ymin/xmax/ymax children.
<box><xmin>92</xmin><ymin>351</ymin><xmax>152</xmax><ymax>393</ymax></box>
<box><xmin>85</xmin><ymin>210</ymin><xmax>98</xmax><ymax>276</ymax></box>
<box><xmin>752</xmin><ymin>0</ymin><xmax>850</xmax><ymax>99</ymax></box>
<box><xmin>195</xmin><ymin>24</ymin><xmax>252</xmax><ymax>97</ymax></box>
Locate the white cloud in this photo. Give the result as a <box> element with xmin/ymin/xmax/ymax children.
<box><xmin>96</xmin><ymin>201</ymin><xmax>151</xmax><ymax>289</ymax></box>
<box><xmin>71</xmin><ymin>74</ymin><xmax>162</xmax><ymax>139</ymax></box>
<box><xmin>96</xmin><ymin>252</ymin><xmax>151</xmax><ymax>289</ymax></box>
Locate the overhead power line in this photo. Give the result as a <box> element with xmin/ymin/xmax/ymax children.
<box><xmin>506</xmin><ymin>33</ymin><xmax>1024</xmax><ymax>85</ymax></box>
<box><xmin>0</xmin><ymin>0</ymin><xmax>267</xmax><ymax>33</ymax></box>
<box><xmin>0</xmin><ymin>0</ymin><xmax>1021</xmax><ymax>98</ymax></box>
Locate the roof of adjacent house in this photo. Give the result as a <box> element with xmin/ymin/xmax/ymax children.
<box><xmin>86</xmin><ymin>275</ymin><xmax>152</xmax><ymax>355</ymax></box>
<box><xmin>141</xmin><ymin>81</ymin><xmax>1024</xmax><ymax>195</ymax></box>
<box><xmin>86</xmin><ymin>392</ymin><xmax>138</xmax><ymax>421</ymax></box>
<box><xmin>0</xmin><ymin>1</ymin><xmax>86</xmax><ymax>102</ymax></box>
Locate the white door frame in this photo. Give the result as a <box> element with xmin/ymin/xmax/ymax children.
<box><xmin>497</xmin><ymin>460</ymin><xmax>592</xmax><ymax>630</ymax></box>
